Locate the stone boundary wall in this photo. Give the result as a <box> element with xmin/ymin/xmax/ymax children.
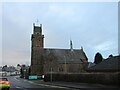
<box><xmin>44</xmin><ymin>72</ymin><xmax>119</xmax><ymax>85</ymax></box>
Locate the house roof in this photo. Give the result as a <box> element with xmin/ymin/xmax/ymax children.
<box><xmin>87</xmin><ymin>55</ymin><xmax>120</xmax><ymax>72</ymax></box>
<box><xmin>43</xmin><ymin>48</ymin><xmax>88</xmax><ymax>64</ymax></box>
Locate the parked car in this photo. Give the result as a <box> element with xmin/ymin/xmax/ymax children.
<box><xmin>0</xmin><ymin>77</ymin><xmax>10</xmax><ymax>90</ymax></box>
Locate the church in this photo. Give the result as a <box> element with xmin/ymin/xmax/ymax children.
<box><xmin>31</xmin><ymin>23</ymin><xmax>88</xmax><ymax>75</ymax></box>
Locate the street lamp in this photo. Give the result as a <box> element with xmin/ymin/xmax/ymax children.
<box><xmin>50</xmin><ymin>67</ymin><xmax>52</xmax><ymax>82</ymax></box>
<box><xmin>64</xmin><ymin>56</ymin><xmax>67</xmax><ymax>73</ymax></box>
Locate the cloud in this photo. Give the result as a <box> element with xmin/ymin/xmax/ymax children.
<box><xmin>1</xmin><ymin>0</ymin><xmax>119</xmax><ymax>2</ymax></box>
<box><xmin>1</xmin><ymin>2</ymin><xmax>118</xmax><ymax>66</ymax></box>
<box><xmin>118</xmin><ymin>1</ymin><xmax>120</xmax><ymax>55</ymax></box>
<box><xmin>94</xmin><ymin>41</ymin><xmax>114</xmax><ymax>51</ymax></box>
<box><xmin>48</xmin><ymin>5</ymin><xmax>74</xmax><ymax>18</ymax></box>
<box><xmin>0</xmin><ymin>3</ymin><xmax>2</xmax><ymax>65</ymax></box>
<box><xmin>2</xmin><ymin>48</ymin><xmax>30</xmax><ymax>66</ymax></box>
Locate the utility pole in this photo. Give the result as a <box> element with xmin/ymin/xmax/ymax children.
<box><xmin>50</xmin><ymin>67</ymin><xmax>52</xmax><ymax>82</ymax></box>
<box><xmin>64</xmin><ymin>56</ymin><xmax>67</xmax><ymax>73</ymax></box>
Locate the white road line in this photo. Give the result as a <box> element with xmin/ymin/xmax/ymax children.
<box><xmin>23</xmin><ymin>80</ymin><xmax>27</xmax><ymax>82</ymax></box>
<box><xmin>28</xmin><ymin>81</ymin><xmax>33</xmax><ymax>83</ymax></box>
<box><xmin>37</xmin><ymin>83</ymin><xmax>50</xmax><ymax>87</ymax></box>
<box><xmin>16</xmin><ymin>86</ymin><xmax>21</xmax><ymax>88</ymax></box>
<box><xmin>50</xmin><ymin>85</ymin><xmax>70</xmax><ymax>89</ymax></box>
<box><xmin>37</xmin><ymin>83</ymin><xmax>69</xmax><ymax>89</ymax></box>
<box><xmin>14</xmin><ymin>77</ymin><xmax>20</xmax><ymax>81</ymax></box>
<box><xmin>15</xmin><ymin>86</ymin><xmax>28</xmax><ymax>90</ymax></box>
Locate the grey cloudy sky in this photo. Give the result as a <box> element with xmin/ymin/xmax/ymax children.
<box><xmin>0</xmin><ymin>0</ymin><xmax>119</xmax><ymax>66</ymax></box>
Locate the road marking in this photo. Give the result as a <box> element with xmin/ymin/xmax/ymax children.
<box><xmin>16</xmin><ymin>86</ymin><xmax>21</xmax><ymax>88</ymax></box>
<box><xmin>14</xmin><ymin>77</ymin><xmax>20</xmax><ymax>81</ymax></box>
<box><xmin>50</xmin><ymin>85</ymin><xmax>70</xmax><ymax>89</ymax></box>
<box><xmin>23</xmin><ymin>80</ymin><xmax>27</xmax><ymax>82</ymax></box>
<box><xmin>37</xmin><ymin>83</ymin><xmax>50</xmax><ymax>87</ymax></box>
<box><xmin>16</xmin><ymin>86</ymin><xmax>28</xmax><ymax>90</ymax></box>
<box><xmin>37</xmin><ymin>83</ymin><xmax>70</xmax><ymax>89</ymax></box>
<box><xmin>28</xmin><ymin>81</ymin><xmax>34</xmax><ymax>83</ymax></box>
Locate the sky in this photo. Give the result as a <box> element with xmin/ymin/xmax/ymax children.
<box><xmin>0</xmin><ymin>0</ymin><xmax>119</xmax><ymax>66</ymax></box>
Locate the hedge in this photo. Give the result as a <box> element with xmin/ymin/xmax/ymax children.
<box><xmin>44</xmin><ymin>72</ymin><xmax>119</xmax><ymax>85</ymax></box>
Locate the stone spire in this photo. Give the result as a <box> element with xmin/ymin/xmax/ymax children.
<box><xmin>70</xmin><ymin>39</ymin><xmax>73</xmax><ymax>51</ymax></box>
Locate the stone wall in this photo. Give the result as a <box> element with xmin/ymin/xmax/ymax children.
<box><xmin>44</xmin><ymin>72</ymin><xmax>119</xmax><ymax>85</ymax></box>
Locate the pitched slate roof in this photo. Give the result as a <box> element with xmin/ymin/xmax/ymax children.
<box><xmin>87</xmin><ymin>55</ymin><xmax>120</xmax><ymax>72</ymax></box>
<box><xmin>43</xmin><ymin>48</ymin><xmax>88</xmax><ymax>64</ymax></box>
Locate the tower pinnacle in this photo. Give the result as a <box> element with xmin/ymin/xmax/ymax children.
<box><xmin>70</xmin><ymin>40</ymin><xmax>73</xmax><ymax>51</ymax></box>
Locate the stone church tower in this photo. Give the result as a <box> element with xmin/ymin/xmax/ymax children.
<box><xmin>31</xmin><ymin>23</ymin><xmax>44</xmax><ymax>75</ymax></box>
<box><xmin>31</xmin><ymin>23</ymin><xmax>88</xmax><ymax>76</ymax></box>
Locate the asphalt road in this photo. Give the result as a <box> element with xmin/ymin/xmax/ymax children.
<box><xmin>5</xmin><ymin>76</ymin><xmax>119</xmax><ymax>90</ymax></box>
<box><xmin>7</xmin><ymin>76</ymin><xmax>71</xmax><ymax>90</ymax></box>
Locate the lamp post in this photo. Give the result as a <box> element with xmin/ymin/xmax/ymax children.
<box><xmin>50</xmin><ymin>67</ymin><xmax>52</xmax><ymax>82</ymax></box>
<box><xmin>64</xmin><ymin>56</ymin><xmax>67</xmax><ymax>73</ymax></box>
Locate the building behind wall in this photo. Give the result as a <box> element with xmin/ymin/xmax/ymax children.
<box><xmin>87</xmin><ymin>55</ymin><xmax>120</xmax><ymax>72</ymax></box>
<box><xmin>31</xmin><ymin>23</ymin><xmax>88</xmax><ymax>75</ymax></box>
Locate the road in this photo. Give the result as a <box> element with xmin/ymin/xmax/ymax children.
<box><xmin>5</xmin><ymin>76</ymin><xmax>119</xmax><ymax>90</ymax></box>
<box><xmin>7</xmin><ymin>76</ymin><xmax>71</xmax><ymax>90</ymax></box>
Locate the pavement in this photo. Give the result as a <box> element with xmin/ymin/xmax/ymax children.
<box><xmin>16</xmin><ymin>76</ymin><xmax>119</xmax><ymax>90</ymax></box>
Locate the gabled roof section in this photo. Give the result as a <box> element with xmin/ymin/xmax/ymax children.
<box><xmin>87</xmin><ymin>55</ymin><xmax>120</xmax><ymax>72</ymax></box>
<box><xmin>43</xmin><ymin>48</ymin><xmax>88</xmax><ymax>64</ymax></box>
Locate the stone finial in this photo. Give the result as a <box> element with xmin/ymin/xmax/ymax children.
<box><xmin>81</xmin><ymin>46</ymin><xmax>83</xmax><ymax>50</ymax></box>
<box><xmin>33</xmin><ymin>23</ymin><xmax>35</xmax><ymax>26</ymax></box>
<box><xmin>40</xmin><ymin>24</ymin><xmax>42</xmax><ymax>28</ymax></box>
